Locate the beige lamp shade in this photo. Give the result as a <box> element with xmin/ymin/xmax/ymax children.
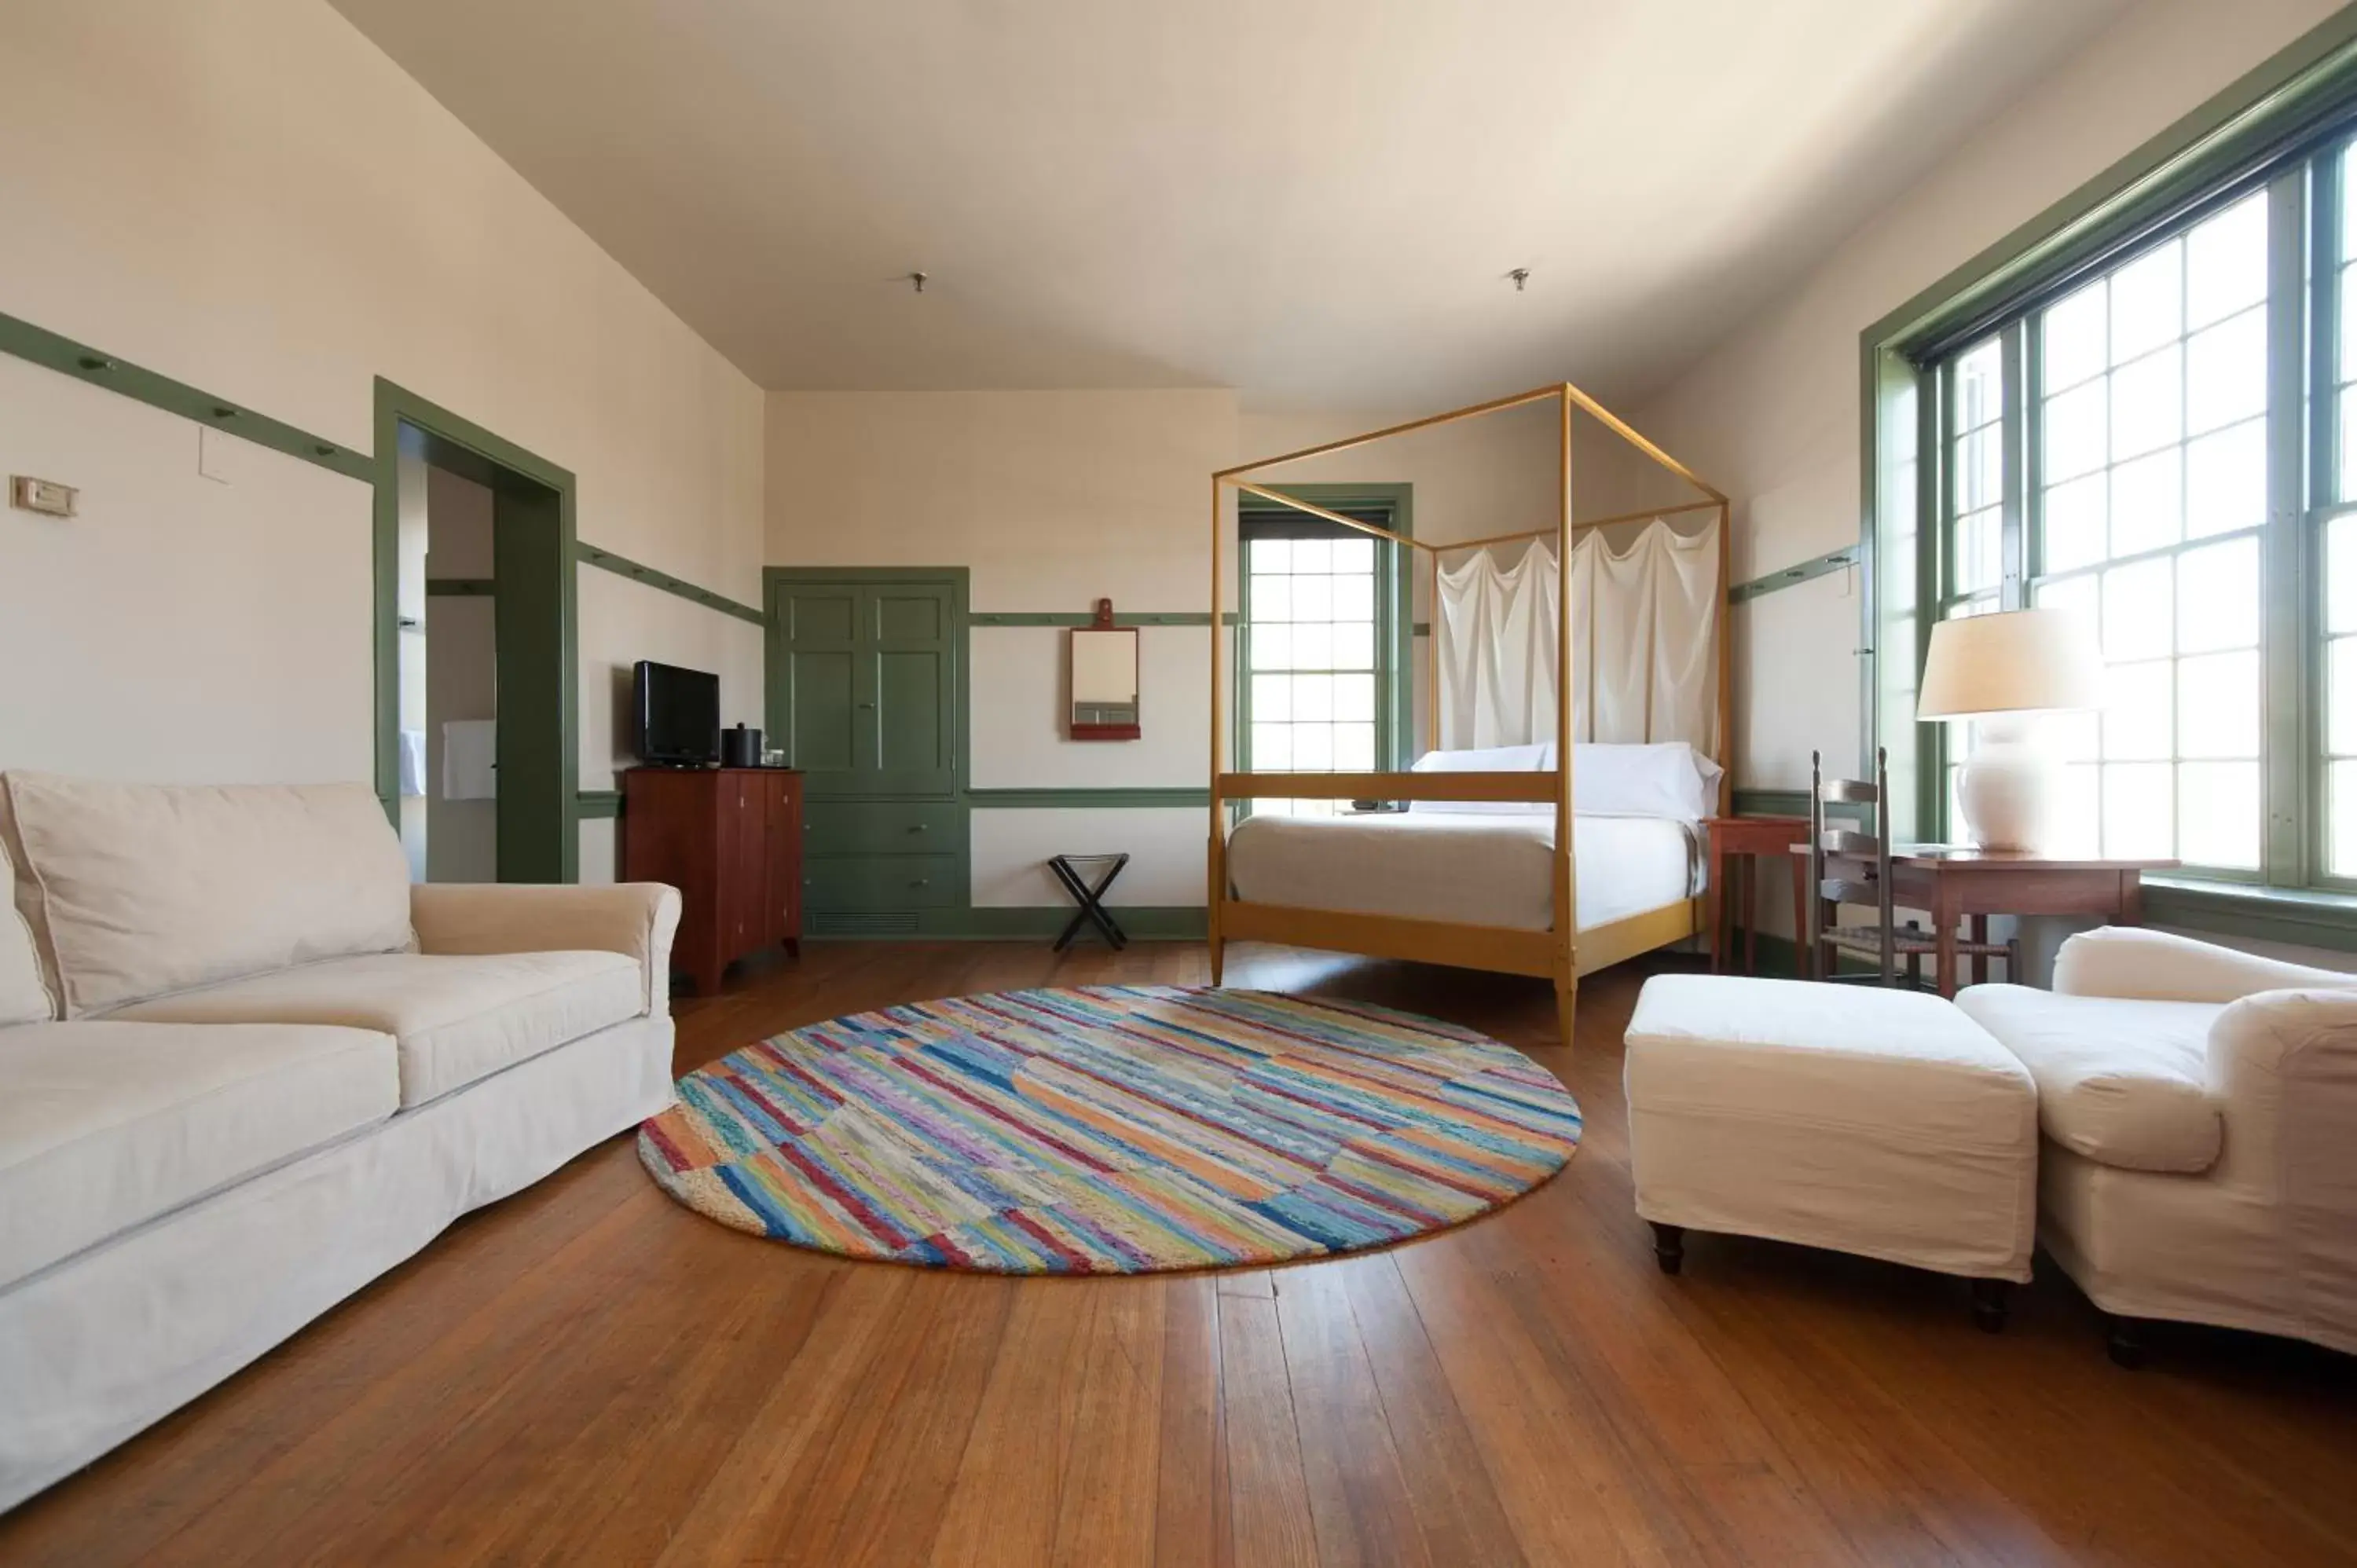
<box><xmin>1915</xmin><ymin>607</ymin><xmax>2103</xmax><ymax>720</ymax></box>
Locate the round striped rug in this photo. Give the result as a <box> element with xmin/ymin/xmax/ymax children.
<box><xmin>637</xmin><ymin>986</ymin><xmax>1579</xmax><ymax>1274</ymax></box>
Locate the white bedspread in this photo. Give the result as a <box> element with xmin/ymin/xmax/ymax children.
<box><xmin>1225</xmin><ymin>811</ymin><xmax>1699</xmax><ymax>932</ymax></box>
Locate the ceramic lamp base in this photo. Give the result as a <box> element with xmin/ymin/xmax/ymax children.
<box><xmin>1956</xmin><ymin>715</ymin><xmax>2062</xmax><ymax>853</ymax></box>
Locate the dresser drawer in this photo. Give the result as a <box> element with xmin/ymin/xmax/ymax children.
<box><xmin>802</xmin><ymin>801</ymin><xmax>962</xmax><ymax>855</ymax></box>
<box><xmin>803</xmin><ymin>853</ymin><xmax>961</xmax><ymax>910</ymax></box>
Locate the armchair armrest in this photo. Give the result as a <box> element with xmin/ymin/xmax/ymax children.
<box><xmin>410</xmin><ymin>882</ymin><xmax>682</xmax><ymax>1017</ymax></box>
<box><xmin>2054</xmin><ymin>925</ymin><xmax>2357</xmax><ymax>1004</ymax></box>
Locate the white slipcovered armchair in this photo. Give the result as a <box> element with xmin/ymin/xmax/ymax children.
<box><xmin>1957</xmin><ymin>926</ymin><xmax>2357</xmax><ymax>1365</ymax></box>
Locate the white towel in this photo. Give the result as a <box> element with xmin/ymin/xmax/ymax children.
<box><xmin>442</xmin><ymin>719</ymin><xmax>497</xmax><ymax>800</ymax></box>
<box><xmin>398</xmin><ymin>728</ymin><xmax>428</xmax><ymax>798</ymax></box>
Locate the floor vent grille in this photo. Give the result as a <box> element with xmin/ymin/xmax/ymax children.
<box><xmin>811</xmin><ymin>910</ymin><xmax>922</xmax><ymax>936</ymax></box>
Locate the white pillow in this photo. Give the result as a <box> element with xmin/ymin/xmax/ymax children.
<box><xmin>1572</xmin><ymin>742</ymin><xmax>1723</xmax><ymax>822</ymax></box>
<box><xmin>1402</xmin><ymin>741</ymin><xmax>1722</xmax><ymax>821</ymax></box>
<box><xmin>1407</xmin><ymin>743</ymin><xmax>1554</xmax><ymax>815</ymax></box>
<box><xmin>1</xmin><ymin>772</ymin><xmax>414</xmax><ymax>1017</ymax></box>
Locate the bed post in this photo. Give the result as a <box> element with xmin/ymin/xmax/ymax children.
<box><xmin>1553</xmin><ymin>385</ymin><xmax>1579</xmax><ymax>1049</ymax></box>
<box><xmin>1208</xmin><ymin>474</ymin><xmax>1226</xmax><ymax>986</ymax></box>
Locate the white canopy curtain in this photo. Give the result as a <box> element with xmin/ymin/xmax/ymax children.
<box><xmin>1435</xmin><ymin>516</ymin><xmax>1721</xmax><ymax>753</ymax></box>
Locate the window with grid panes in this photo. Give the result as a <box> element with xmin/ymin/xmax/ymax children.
<box><xmin>1925</xmin><ymin>178</ymin><xmax>2288</xmax><ymax>879</ymax></box>
<box><xmin>1240</xmin><ymin>511</ymin><xmax>1395</xmax><ymax>817</ymax></box>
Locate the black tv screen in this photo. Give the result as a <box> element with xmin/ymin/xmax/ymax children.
<box><xmin>632</xmin><ymin>660</ymin><xmax>720</xmax><ymax>766</ymax></box>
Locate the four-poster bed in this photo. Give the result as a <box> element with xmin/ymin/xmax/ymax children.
<box><xmin>1207</xmin><ymin>383</ymin><xmax>1732</xmax><ymax>1045</ymax></box>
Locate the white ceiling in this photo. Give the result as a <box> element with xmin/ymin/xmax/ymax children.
<box><xmin>329</xmin><ymin>0</ymin><xmax>2134</xmax><ymax>408</ymax></box>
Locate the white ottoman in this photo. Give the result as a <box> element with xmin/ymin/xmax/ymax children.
<box><xmin>1624</xmin><ymin>974</ymin><xmax>2039</xmax><ymax>1328</ymax></box>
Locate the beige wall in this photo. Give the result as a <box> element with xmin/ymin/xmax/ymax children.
<box><xmin>0</xmin><ymin>357</ymin><xmax>372</xmax><ymax>784</ymax></box>
<box><xmin>1629</xmin><ymin>0</ymin><xmax>2342</xmax><ymax>793</ymax></box>
<box><xmin>768</xmin><ymin>390</ymin><xmax>1235</xmax><ymax>907</ymax></box>
<box><xmin>0</xmin><ymin>0</ymin><xmax>766</xmax><ymax>880</ymax></box>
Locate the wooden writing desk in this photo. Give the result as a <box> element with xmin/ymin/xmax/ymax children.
<box><xmin>1787</xmin><ymin>844</ymin><xmax>2178</xmax><ymax>997</ymax></box>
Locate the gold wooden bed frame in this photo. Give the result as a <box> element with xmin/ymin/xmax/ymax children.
<box><xmin>1206</xmin><ymin>382</ymin><xmax>1731</xmax><ymax>1046</ymax></box>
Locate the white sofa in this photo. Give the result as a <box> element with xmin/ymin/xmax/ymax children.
<box><xmin>0</xmin><ymin>771</ymin><xmax>681</xmax><ymax>1510</ymax></box>
<box><xmin>1957</xmin><ymin>926</ymin><xmax>2357</xmax><ymax>1364</ymax></box>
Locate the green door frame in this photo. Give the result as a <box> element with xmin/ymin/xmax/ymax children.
<box><xmin>372</xmin><ymin>378</ymin><xmax>579</xmax><ymax>883</ymax></box>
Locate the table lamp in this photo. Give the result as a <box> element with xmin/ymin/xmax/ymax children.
<box><xmin>1915</xmin><ymin>607</ymin><xmax>2104</xmax><ymax>852</ymax></box>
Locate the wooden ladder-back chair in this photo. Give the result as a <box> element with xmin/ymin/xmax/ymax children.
<box><xmin>1807</xmin><ymin>749</ymin><xmax>2010</xmax><ymax>987</ymax></box>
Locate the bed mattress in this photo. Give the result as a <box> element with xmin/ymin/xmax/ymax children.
<box><xmin>1224</xmin><ymin>811</ymin><xmax>1699</xmax><ymax>933</ymax></box>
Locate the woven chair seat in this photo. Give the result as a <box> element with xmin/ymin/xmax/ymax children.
<box><xmin>1822</xmin><ymin>923</ymin><xmax>2010</xmax><ymax>958</ymax></box>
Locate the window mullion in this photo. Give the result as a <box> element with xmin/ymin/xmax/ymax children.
<box><xmin>1919</xmin><ymin>363</ymin><xmax>1948</xmax><ymax>837</ymax></box>
<box><xmin>2001</xmin><ymin>318</ymin><xmax>2029</xmax><ymax>609</ymax></box>
<box><xmin>2281</xmin><ymin>162</ymin><xmax>2325</xmax><ymax>885</ymax></box>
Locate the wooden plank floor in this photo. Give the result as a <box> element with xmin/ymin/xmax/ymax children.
<box><xmin>5</xmin><ymin>941</ymin><xmax>2353</xmax><ymax>1565</ymax></box>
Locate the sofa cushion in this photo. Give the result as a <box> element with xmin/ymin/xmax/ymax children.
<box><xmin>1956</xmin><ymin>983</ymin><xmax>2222</xmax><ymax>1174</ymax></box>
<box><xmin>0</xmin><ymin>850</ymin><xmax>52</xmax><ymax>1028</ymax></box>
<box><xmin>0</xmin><ymin>773</ymin><xmax>413</xmax><ymax>1019</ymax></box>
<box><xmin>0</xmin><ymin>1020</ymin><xmax>398</xmax><ymax>1291</ymax></box>
<box><xmin>114</xmin><ymin>951</ymin><xmax>646</xmax><ymax>1108</ymax></box>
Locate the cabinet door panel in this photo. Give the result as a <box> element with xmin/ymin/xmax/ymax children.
<box><xmin>779</xmin><ymin>587</ymin><xmax>862</xmax><ymax>780</ymax></box>
<box><xmin>866</xmin><ymin>584</ymin><xmax>956</xmax><ymax>797</ymax></box>
<box><xmin>772</xmin><ymin>577</ymin><xmax>959</xmax><ymax>800</ymax></box>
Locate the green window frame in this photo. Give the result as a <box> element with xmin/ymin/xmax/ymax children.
<box><xmin>1919</xmin><ymin>184</ymin><xmax>2283</xmax><ymax>881</ymax></box>
<box><xmin>1863</xmin><ymin>8</ymin><xmax>2357</xmax><ymax>946</ymax></box>
<box><xmin>1234</xmin><ymin>485</ymin><xmax>1414</xmax><ymax>811</ymax></box>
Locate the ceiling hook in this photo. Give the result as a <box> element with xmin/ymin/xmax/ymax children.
<box><xmin>1507</xmin><ymin>268</ymin><xmax>1531</xmax><ymax>292</ymax></box>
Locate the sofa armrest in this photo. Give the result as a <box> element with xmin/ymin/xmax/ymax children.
<box><xmin>2052</xmin><ymin>926</ymin><xmax>2357</xmax><ymax>1004</ymax></box>
<box><xmin>409</xmin><ymin>882</ymin><xmax>682</xmax><ymax>1017</ymax></box>
<box><xmin>2205</xmin><ymin>989</ymin><xmax>2357</xmax><ymax>1203</ymax></box>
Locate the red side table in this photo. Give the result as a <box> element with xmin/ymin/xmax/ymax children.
<box><xmin>1704</xmin><ymin>815</ymin><xmax>1809</xmax><ymax>976</ymax></box>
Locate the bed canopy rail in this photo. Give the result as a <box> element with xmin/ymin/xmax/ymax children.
<box><xmin>1208</xmin><ymin>381</ymin><xmax>1733</xmax><ymax>1046</ymax></box>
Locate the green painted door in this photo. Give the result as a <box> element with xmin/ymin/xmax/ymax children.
<box><xmin>772</xmin><ymin>577</ymin><xmax>957</xmax><ymax>800</ymax></box>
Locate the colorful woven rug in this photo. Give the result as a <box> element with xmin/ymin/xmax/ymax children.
<box><xmin>637</xmin><ymin>986</ymin><xmax>1580</xmax><ymax>1274</ymax></box>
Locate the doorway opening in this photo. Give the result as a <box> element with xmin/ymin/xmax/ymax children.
<box><xmin>373</xmin><ymin>379</ymin><xmax>577</xmax><ymax>884</ymax></box>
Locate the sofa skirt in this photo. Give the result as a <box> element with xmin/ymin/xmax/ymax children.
<box><xmin>0</xmin><ymin>1013</ymin><xmax>674</xmax><ymax>1511</ymax></box>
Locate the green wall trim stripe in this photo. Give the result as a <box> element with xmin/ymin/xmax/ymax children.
<box><xmin>811</xmin><ymin>906</ymin><xmax>1211</xmax><ymax>941</ymax></box>
<box><xmin>426</xmin><ymin>577</ymin><xmax>496</xmax><ymax>597</ymax></box>
<box><xmin>577</xmin><ymin>790</ymin><xmax>621</xmax><ymax>819</ymax></box>
<box><xmin>578</xmin><ymin>544</ymin><xmax>764</xmax><ymax>625</ymax></box>
<box><xmin>969</xmin><ymin>611</ymin><xmax>1243</xmax><ymax>627</ymax></box>
<box><xmin>1731</xmin><ymin>788</ymin><xmax>1808</xmax><ymax>818</ymax></box>
<box><xmin>2142</xmin><ymin>877</ymin><xmax>2357</xmax><ymax>952</ymax></box>
<box><xmin>1728</xmin><ymin>547</ymin><xmax>1859</xmax><ymax>606</ymax></box>
<box><xmin>968</xmin><ymin>787</ymin><xmax>1210</xmax><ymax>808</ymax></box>
<box><xmin>0</xmin><ymin>309</ymin><xmax>372</xmax><ymax>483</ymax></box>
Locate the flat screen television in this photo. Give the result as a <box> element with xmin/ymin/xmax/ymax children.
<box><xmin>632</xmin><ymin>660</ymin><xmax>720</xmax><ymax>767</ymax></box>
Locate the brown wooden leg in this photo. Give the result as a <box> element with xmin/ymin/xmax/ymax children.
<box><xmin>783</xmin><ymin>937</ymin><xmax>801</xmax><ymax>959</ymax></box>
<box><xmin>1716</xmin><ymin>844</ymin><xmax>1735</xmax><ymax>966</ymax></box>
<box><xmin>1935</xmin><ymin>887</ymin><xmax>1960</xmax><ymax>998</ymax></box>
<box><xmin>2107</xmin><ymin>1315</ymin><xmax>2149</xmax><ymax>1368</ymax></box>
<box><xmin>1743</xmin><ymin>856</ymin><xmax>1759</xmax><ymax>976</ymax></box>
<box><xmin>1970</xmin><ymin>1278</ymin><xmax>2011</xmax><ymax>1334</ymax></box>
<box><xmin>1651</xmin><ymin>1222</ymin><xmax>1685</xmax><ymax>1276</ymax></box>
<box><xmin>1970</xmin><ymin>914</ymin><xmax>1989</xmax><ymax>987</ymax></box>
<box><xmin>1791</xmin><ymin>852</ymin><xmax>1811</xmax><ymax>979</ymax></box>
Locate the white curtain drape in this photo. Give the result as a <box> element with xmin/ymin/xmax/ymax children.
<box><xmin>1435</xmin><ymin>516</ymin><xmax>1720</xmax><ymax>753</ymax></box>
